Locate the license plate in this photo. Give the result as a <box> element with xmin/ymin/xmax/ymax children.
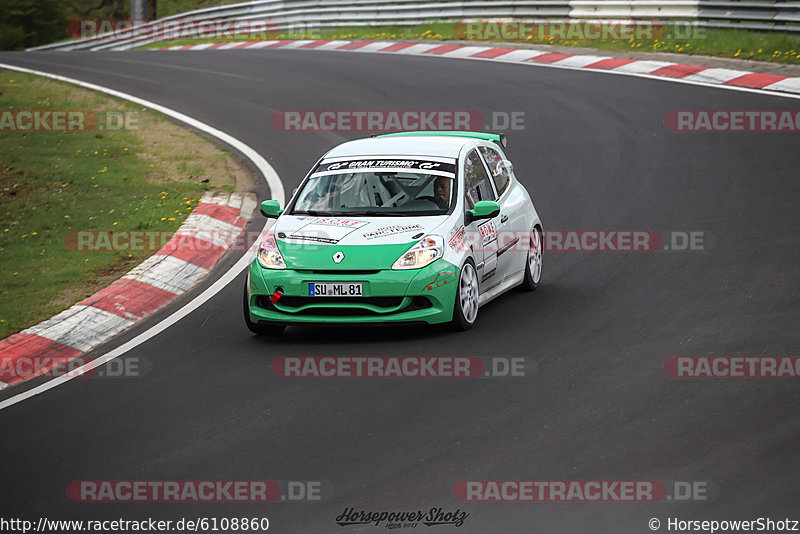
<box><xmin>308</xmin><ymin>282</ymin><xmax>363</xmax><ymax>297</ymax></box>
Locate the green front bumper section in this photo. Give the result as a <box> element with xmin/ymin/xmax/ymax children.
<box><xmin>246</xmin><ymin>258</ymin><xmax>460</xmax><ymax>325</ymax></box>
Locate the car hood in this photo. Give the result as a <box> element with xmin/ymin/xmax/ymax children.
<box><xmin>273</xmin><ymin>214</ymin><xmax>450</xmax><ymax>270</ymax></box>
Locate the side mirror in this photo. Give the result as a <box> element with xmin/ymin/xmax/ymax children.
<box><xmin>465</xmin><ymin>200</ymin><xmax>500</xmax><ymax>225</ymax></box>
<box><xmin>260</xmin><ymin>200</ymin><xmax>283</xmax><ymax>218</ymax></box>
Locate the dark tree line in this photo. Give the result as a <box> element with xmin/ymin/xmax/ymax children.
<box><xmin>0</xmin><ymin>0</ymin><xmax>159</xmax><ymax>50</ymax></box>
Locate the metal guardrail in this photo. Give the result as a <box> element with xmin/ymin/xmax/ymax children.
<box><xmin>29</xmin><ymin>0</ymin><xmax>800</xmax><ymax>51</ymax></box>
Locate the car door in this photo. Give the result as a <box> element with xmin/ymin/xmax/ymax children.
<box><xmin>463</xmin><ymin>148</ymin><xmax>501</xmax><ymax>291</ymax></box>
<box><xmin>478</xmin><ymin>143</ymin><xmax>521</xmax><ymax>283</ymax></box>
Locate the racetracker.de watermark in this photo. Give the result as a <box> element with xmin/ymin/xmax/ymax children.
<box><xmin>665</xmin><ymin>110</ymin><xmax>800</xmax><ymax>132</ymax></box>
<box><xmin>455</xmin><ymin>19</ymin><xmax>706</xmax><ymax>41</ymax></box>
<box><xmin>270</xmin><ymin>110</ymin><xmax>525</xmax><ymax>132</ymax></box>
<box><xmin>65</xmin><ymin>229</ymin><xmax>708</xmax><ymax>253</ymax></box>
<box><xmin>0</xmin><ymin>355</ymin><xmax>149</xmax><ymax>382</ymax></box>
<box><xmin>270</xmin><ymin>356</ymin><xmax>526</xmax><ymax>378</ymax></box>
<box><xmin>67</xmin><ymin>480</ymin><xmax>325</xmax><ymax>502</ymax></box>
<box><xmin>448</xmin><ymin>230</ymin><xmax>706</xmax><ymax>253</ymax></box>
<box><xmin>0</xmin><ymin>110</ymin><xmax>140</xmax><ymax>132</ymax></box>
<box><xmin>665</xmin><ymin>356</ymin><xmax>800</xmax><ymax>378</ymax></box>
<box><xmin>453</xmin><ymin>480</ymin><xmax>710</xmax><ymax>502</ymax></box>
<box><xmin>67</xmin><ymin>19</ymin><xmax>284</xmax><ymax>41</ymax></box>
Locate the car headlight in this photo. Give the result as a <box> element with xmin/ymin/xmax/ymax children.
<box><xmin>392</xmin><ymin>235</ymin><xmax>444</xmax><ymax>270</ymax></box>
<box><xmin>257</xmin><ymin>232</ymin><xmax>286</xmax><ymax>269</ymax></box>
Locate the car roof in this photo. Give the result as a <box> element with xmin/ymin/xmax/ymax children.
<box><xmin>323</xmin><ymin>136</ymin><xmax>476</xmax><ymax>160</ymax></box>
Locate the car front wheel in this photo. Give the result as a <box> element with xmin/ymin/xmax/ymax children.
<box><xmin>520</xmin><ymin>226</ymin><xmax>542</xmax><ymax>291</ymax></box>
<box><xmin>451</xmin><ymin>260</ymin><xmax>479</xmax><ymax>330</ymax></box>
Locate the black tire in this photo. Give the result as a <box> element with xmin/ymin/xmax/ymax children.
<box><xmin>520</xmin><ymin>226</ymin><xmax>543</xmax><ymax>292</ymax></box>
<box><xmin>451</xmin><ymin>259</ymin><xmax>479</xmax><ymax>331</ymax></box>
<box><xmin>243</xmin><ymin>282</ymin><xmax>286</xmax><ymax>336</ymax></box>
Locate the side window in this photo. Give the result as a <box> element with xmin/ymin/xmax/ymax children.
<box><xmin>463</xmin><ymin>149</ymin><xmax>496</xmax><ymax>206</ymax></box>
<box><xmin>478</xmin><ymin>145</ymin><xmax>511</xmax><ymax>197</ymax></box>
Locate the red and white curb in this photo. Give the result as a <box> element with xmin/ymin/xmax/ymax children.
<box><xmin>161</xmin><ymin>40</ymin><xmax>800</xmax><ymax>96</ymax></box>
<box><xmin>0</xmin><ymin>191</ymin><xmax>257</xmax><ymax>389</ymax></box>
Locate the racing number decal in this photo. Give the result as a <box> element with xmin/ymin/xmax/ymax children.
<box><xmin>478</xmin><ymin>220</ymin><xmax>498</xmax><ymax>281</ymax></box>
<box><xmin>478</xmin><ymin>220</ymin><xmax>497</xmax><ymax>246</ymax></box>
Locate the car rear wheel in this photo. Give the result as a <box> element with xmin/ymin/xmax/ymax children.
<box><xmin>520</xmin><ymin>226</ymin><xmax>542</xmax><ymax>291</ymax></box>
<box><xmin>452</xmin><ymin>260</ymin><xmax>479</xmax><ymax>330</ymax></box>
<box><xmin>243</xmin><ymin>281</ymin><xmax>286</xmax><ymax>336</ymax></box>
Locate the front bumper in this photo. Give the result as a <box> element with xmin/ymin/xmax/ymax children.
<box><xmin>246</xmin><ymin>258</ymin><xmax>459</xmax><ymax>325</ymax></box>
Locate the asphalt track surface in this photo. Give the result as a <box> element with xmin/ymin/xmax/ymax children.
<box><xmin>0</xmin><ymin>49</ymin><xmax>798</xmax><ymax>533</ymax></box>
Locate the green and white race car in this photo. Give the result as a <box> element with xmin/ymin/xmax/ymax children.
<box><xmin>244</xmin><ymin>131</ymin><xmax>543</xmax><ymax>334</ymax></box>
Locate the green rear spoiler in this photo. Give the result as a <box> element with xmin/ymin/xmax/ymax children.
<box><xmin>376</xmin><ymin>131</ymin><xmax>507</xmax><ymax>148</ymax></box>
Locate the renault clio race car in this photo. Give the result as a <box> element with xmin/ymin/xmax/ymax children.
<box><xmin>244</xmin><ymin>131</ymin><xmax>543</xmax><ymax>334</ymax></box>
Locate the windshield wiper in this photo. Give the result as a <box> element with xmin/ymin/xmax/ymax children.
<box><xmin>292</xmin><ymin>210</ymin><xmax>351</xmax><ymax>216</ymax></box>
<box><xmin>293</xmin><ymin>209</ymin><xmax>445</xmax><ymax>217</ymax></box>
<box><xmin>344</xmin><ymin>210</ymin><xmax>446</xmax><ymax>217</ymax></box>
<box><xmin>343</xmin><ymin>210</ymin><xmax>385</xmax><ymax>216</ymax></box>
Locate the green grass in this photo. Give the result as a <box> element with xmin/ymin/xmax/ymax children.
<box><xmin>141</xmin><ymin>22</ymin><xmax>800</xmax><ymax>65</ymax></box>
<box><xmin>157</xmin><ymin>0</ymin><xmax>244</xmax><ymax>18</ymax></box>
<box><xmin>0</xmin><ymin>72</ymin><xmax>237</xmax><ymax>339</ymax></box>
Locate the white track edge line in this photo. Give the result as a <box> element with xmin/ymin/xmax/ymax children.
<box><xmin>0</xmin><ymin>61</ymin><xmax>283</xmax><ymax>411</ymax></box>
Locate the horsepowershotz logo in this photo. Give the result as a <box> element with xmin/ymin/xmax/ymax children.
<box><xmin>333</xmin><ymin>251</ymin><xmax>345</xmax><ymax>263</ymax></box>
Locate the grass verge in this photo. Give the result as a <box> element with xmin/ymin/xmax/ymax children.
<box><xmin>0</xmin><ymin>71</ymin><xmax>254</xmax><ymax>339</ymax></box>
<box><xmin>141</xmin><ymin>22</ymin><xmax>800</xmax><ymax>65</ymax></box>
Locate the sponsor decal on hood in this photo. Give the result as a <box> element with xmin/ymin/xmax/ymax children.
<box><xmin>275</xmin><ymin>216</ymin><xmax>449</xmax><ymax>246</ymax></box>
<box><xmin>285</xmin><ymin>217</ymin><xmax>369</xmax><ymax>244</ymax></box>
<box><xmin>362</xmin><ymin>223</ymin><xmax>424</xmax><ymax>240</ymax></box>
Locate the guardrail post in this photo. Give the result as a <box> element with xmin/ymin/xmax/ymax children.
<box><xmin>131</xmin><ymin>0</ymin><xmax>147</xmax><ymax>20</ymax></box>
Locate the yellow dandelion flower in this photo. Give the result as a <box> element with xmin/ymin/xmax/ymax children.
<box><xmin>112</xmin><ymin>222</ymin><xmax>118</xmax><ymax>226</ymax></box>
<box><xmin>31</xmin><ymin>232</ymin><xmax>37</xmax><ymax>235</ymax></box>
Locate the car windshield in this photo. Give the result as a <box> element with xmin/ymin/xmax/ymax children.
<box><xmin>291</xmin><ymin>171</ymin><xmax>455</xmax><ymax>216</ymax></box>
